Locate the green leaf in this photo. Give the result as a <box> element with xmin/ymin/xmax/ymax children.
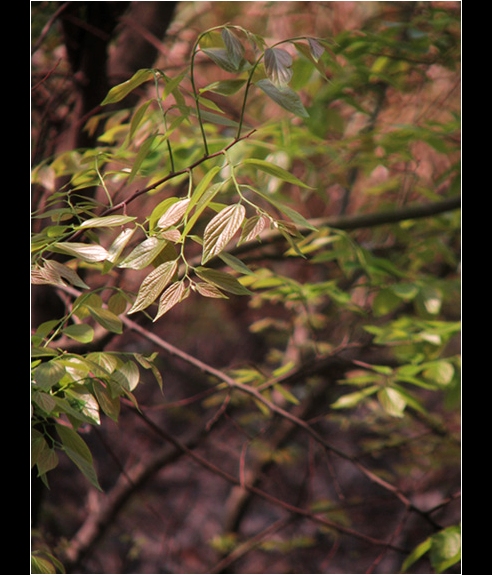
<box><xmin>154</xmin><ymin>281</ymin><xmax>188</xmax><ymax>320</ymax></box>
<box><xmin>422</xmin><ymin>360</ymin><xmax>455</xmax><ymax>386</ymax></box>
<box><xmin>241</xmin><ymin>158</ymin><xmax>313</xmax><ymax>189</ymax></box>
<box><xmin>88</xmin><ymin>306</ymin><xmax>123</xmax><ymax>334</ymax></box>
<box><xmin>62</xmin><ymin>324</ymin><xmax>95</xmax><ymax>343</ymax></box>
<box><xmin>378</xmin><ymin>387</ymin><xmax>407</xmax><ymax>417</ymax></box>
<box><xmin>54</xmin><ymin>242</ymin><xmax>109</xmax><ymax>263</ymax></box>
<box><xmin>55</xmin><ymin>424</ymin><xmax>102</xmax><ymax>490</ymax></box>
<box><xmin>221</xmin><ymin>27</ymin><xmax>246</xmax><ymax>70</ymax></box>
<box><xmin>331</xmin><ymin>386</ymin><xmax>379</xmax><ymax>409</ymax></box>
<box><xmin>201</xmin><ymin>79</ymin><xmax>246</xmax><ymax>96</ymax></box>
<box><xmin>101</xmin><ymin>68</ymin><xmax>154</xmax><ymax>105</ymax></box>
<box><xmin>202</xmin><ymin>204</ymin><xmax>246</xmax><ymax>264</ymax></box>
<box><xmin>195</xmin><ymin>267</ymin><xmax>252</xmax><ymax>295</ymax></box>
<box><xmin>265</xmin><ymin>47</ymin><xmax>293</xmax><ymax>86</ymax></box>
<box><xmin>112</xmin><ymin>361</ymin><xmax>140</xmax><ymax>392</ymax></box>
<box><xmin>93</xmin><ymin>380</ymin><xmax>120</xmax><ymax>421</ymax></box>
<box><xmin>128</xmin><ymin>134</ymin><xmax>156</xmax><ymax>183</ymax></box>
<box><xmin>33</xmin><ymin>361</ymin><xmax>66</xmax><ymax>391</ymax></box>
<box><xmin>255</xmin><ymin>78</ymin><xmax>309</xmax><ymax>118</ymax></box>
<box><xmin>128</xmin><ymin>259</ymin><xmax>178</xmax><ymax>314</ymax></box>
<box><xmin>430</xmin><ymin>526</ymin><xmax>461</xmax><ymax>573</ymax></box>
<box><xmin>401</xmin><ymin>536</ymin><xmax>432</xmax><ymax>573</ymax></box>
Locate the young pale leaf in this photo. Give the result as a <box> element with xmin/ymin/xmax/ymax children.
<box><xmin>106</xmin><ymin>227</ymin><xmax>136</xmax><ymax>263</ymax></box>
<box><xmin>238</xmin><ymin>215</ymin><xmax>267</xmax><ymax>245</ymax></box>
<box><xmin>154</xmin><ymin>281</ymin><xmax>188</xmax><ymax>320</ymax></box>
<box><xmin>119</xmin><ymin>237</ymin><xmax>167</xmax><ymax>269</ymax></box>
<box><xmin>101</xmin><ymin>68</ymin><xmax>154</xmax><ymax>105</ymax></box>
<box><xmin>55</xmin><ymin>242</ymin><xmax>109</xmax><ymax>263</ymax></box>
<box><xmin>195</xmin><ymin>267</ymin><xmax>252</xmax><ymax>295</ymax></box>
<box><xmin>77</xmin><ymin>215</ymin><xmax>136</xmax><ymax>229</ymax></box>
<box><xmin>194</xmin><ymin>282</ymin><xmax>228</xmax><ymax>299</ymax></box>
<box><xmin>255</xmin><ymin>78</ymin><xmax>309</xmax><ymax>118</ymax></box>
<box><xmin>264</xmin><ymin>47</ymin><xmax>293</xmax><ymax>86</ymax></box>
<box><xmin>157</xmin><ymin>198</ymin><xmax>190</xmax><ymax>229</ymax></box>
<box><xmin>202</xmin><ymin>204</ymin><xmax>246</xmax><ymax>264</ymax></box>
<box><xmin>128</xmin><ymin>259</ymin><xmax>178</xmax><ymax>314</ymax></box>
<box><xmin>308</xmin><ymin>38</ymin><xmax>325</xmax><ymax>61</ymax></box>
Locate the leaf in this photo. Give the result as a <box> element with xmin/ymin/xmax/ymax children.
<box><xmin>101</xmin><ymin>68</ymin><xmax>154</xmax><ymax>105</ymax></box>
<box><xmin>88</xmin><ymin>306</ymin><xmax>123</xmax><ymax>334</ymax></box>
<box><xmin>157</xmin><ymin>198</ymin><xmax>190</xmax><ymax>229</ymax></box>
<box><xmin>308</xmin><ymin>38</ymin><xmax>325</xmax><ymax>61</ymax></box>
<box><xmin>422</xmin><ymin>360</ymin><xmax>455</xmax><ymax>386</ymax></box>
<box><xmin>112</xmin><ymin>361</ymin><xmax>140</xmax><ymax>392</ymax></box>
<box><xmin>255</xmin><ymin>78</ymin><xmax>309</xmax><ymax>118</ymax></box>
<box><xmin>106</xmin><ymin>227</ymin><xmax>137</xmax><ymax>264</ymax></box>
<box><xmin>44</xmin><ymin>260</ymin><xmax>90</xmax><ymax>289</ymax></box>
<box><xmin>241</xmin><ymin>158</ymin><xmax>312</xmax><ymax>189</ymax></box>
<box><xmin>331</xmin><ymin>386</ymin><xmax>379</xmax><ymax>409</ymax></box>
<box><xmin>430</xmin><ymin>526</ymin><xmax>461</xmax><ymax>573</ymax></box>
<box><xmin>77</xmin><ymin>215</ymin><xmax>136</xmax><ymax>229</ymax></box>
<box><xmin>128</xmin><ymin>259</ymin><xmax>178</xmax><ymax>314</ymax></box>
<box><xmin>221</xmin><ymin>27</ymin><xmax>246</xmax><ymax>70</ymax></box>
<box><xmin>194</xmin><ymin>282</ymin><xmax>228</xmax><ymax>299</ymax></box>
<box><xmin>33</xmin><ymin>361</ymin><xmax>66</xmax><ymax>391</ymax></box>
<box><xmin>55</xmin><ymin>424</ymin><xmax>102</xmax><ymax>490</ymax></box>
<box><xmin>128</xmin><ymin>134</ymin><xmax>156</xmax><ymax>183</ymax></box>
<box><xmin>54</xmin><ymin>242</ymin><xmax>109</xmax><ymax>263</ymax></box>
<box><xmin>92</xmin><ymin>380</ymin><xmax>120</xmax><ymax>421</ymax></box>
<box><xmin>265</xmin><ymin>47</ymin><xmax>293</xmax><ymax>86</ymax></box>
<box><xmin>378</xmin><ymin>387</ymin><xmax>407</xmax><ymax>417</ymax></box>
<box><xmin>195</xmin><ymin>267</ymin><xmax>252</xmax><ymax>295</ymax></box>
<box><xmin>202</xmin><ymin>204</ymin><xmax>246</xmax><ymax>264</ymax></box>
<box><xmin>119</xmin><ymin>237</ymin><xmax>168</xmax><ymax>269</ymax></box>
<box><xmin>401</xmin><ymin>536</ymin><xmax>432</xmax><ymax>573</ymax></box>
<box><xmin>62</xmin><ymin>323</ymin><xmax>94</xmax><ymax>343</ymax></box>
<box><xmin>201</xmin><ymin>79</ymin><xmax>246</xmax><ymax>96</ymax></box>
<box><xmin>239</xmin><ymin>215</ymin><xmax>267</xmax><ymax>245</ymax></box>
<box><xmin>154</xmin><ymin>281</ymin><xmax>188</xmax><ymax>320</ymax></box>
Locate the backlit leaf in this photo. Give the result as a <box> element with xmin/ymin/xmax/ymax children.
<box><xmin>54</xmin><ymin>242</ymin><xmax>109</xmax><ymax>263</ymax></box>
<box><xmin>265</xmin><ymin>47</ymin><xmax>293</xmax><ymax>86</ymax></box>
<box><xmin>101</xmin><ymin>68</ymin><xmax>154</xmax><ymax>105</ymax></box>
<box><xmin>154</xmin><ymin>281</ymin><xmax>188</xmax><ymax>320</ymax></box>
<box><xmin>128</xmin><ymin>259</ymin><xmax>178</xmax><ymax>314</ymax></box>
<box><xmin>119</xmin><ymin>237</ymin><xmax>167</xmax><ymax>269</ymax></box>
<box><xmin>202</xmin><ymin>204</ymin><xmax>245</xmax><ymax>264</ymax></box>
<box><xmin>77</xmin><ymin>215</ymin><xmax>136</xmax><ymax>229</ymax></box>
<box><xmin>157</xmin><ymin>198</ymin><xmax>190</xmax><ymax>229</ymax></box>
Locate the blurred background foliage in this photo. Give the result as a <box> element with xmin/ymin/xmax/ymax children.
<box><xmin>31</xmin><ymin>2</ymin><xmax>460</xmax><ymax>573</ymax></box>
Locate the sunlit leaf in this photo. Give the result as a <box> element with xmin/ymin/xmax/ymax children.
<box><xmin>378</xmin><ymin>387</ymin><xmax>407</xmax><ymax>417</ymax></box>
<box><xmin>101</xmin><ymin>68</ymin><xmax>154</xmax><ymax>105</ymax></box>
<box><xmin>202</xmin><ymin>204</ymin><xmax>245</xmax><ymax>264</ymax></box>
<box><xmin>33</xmin><ymin>361</ymin><xmax>66</xmax><ymax>391</ymax></box>
<box><xmin>77</xmin><ymin>215</ymin><xmax>136</xmax><ymax>229</ymax></box>
<box><xmin>194</xmin><ymin>282</ymin><xmax>228</xmax><ymax>299</ymax></box>
<box><xmin>157</xmin><ymin>198</ymin><xmax>190</xmax><ymax>229</ymax></box>
<box><xmin>119</xmin><ymin>237</ymin><xmax>167</xmax><ymax>269</ymax></box>
<box><xmin>128</xmin><ymin>259</ymin><xmax>178</xmax><ymax>314</ymax></box>
<box><xmin>106</xmin><ymin>227</ymin><xmax>137</xmax><ymax>264</ymax></box>
<box><xmin>54</xmin><ymin>242</ymin><xmax>109</xmax><ymax>263</ymax></box>
<box><xmin>154</xmin><ymin>281</ymin><xmax>188</xmax><ymax>320</ymax></box>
